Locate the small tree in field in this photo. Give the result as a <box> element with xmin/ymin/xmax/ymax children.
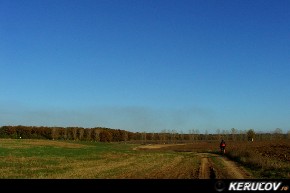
<box><xmin>247</xmin><ymin>129</ymin><xmax>255</xmax><ymax>141</ymax></box>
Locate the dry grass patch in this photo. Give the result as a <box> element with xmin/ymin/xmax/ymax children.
<box><xmin>36</xmin><ymin>152</ymin><xmax>200</xmax><ymax>179</ymax></box>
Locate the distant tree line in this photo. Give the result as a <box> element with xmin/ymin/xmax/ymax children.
<box><xmin>0</xmin><ymin>125</ymin><xmax>129</xmax><ymax>142</ymax></box>
<box><xmin>0</xmin><ymin>125</ymin><xmax>288</xmax><ymax>143</ymax></box>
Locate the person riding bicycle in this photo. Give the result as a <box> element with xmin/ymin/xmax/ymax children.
<box><xmin>220</xmin><ymin>139</ymin><xmax>226</xmax><ymax>154</ymax></box>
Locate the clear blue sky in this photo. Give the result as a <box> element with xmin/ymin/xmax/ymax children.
<box><xmin>1</xmin><ymin>0</ymin><xmax>289</xmax><ymax>133</ymax></box>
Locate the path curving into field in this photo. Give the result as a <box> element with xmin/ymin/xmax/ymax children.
<box><xmin>133</xmin><ymin>144</ymin><xmax>252</xmax><ymax>179</ymax></box>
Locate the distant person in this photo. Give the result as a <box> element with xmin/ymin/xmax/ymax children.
<box><xmin>220</xmin><ymin>139</ymin><xmax>226</xmax><ymax>154</ymax></box>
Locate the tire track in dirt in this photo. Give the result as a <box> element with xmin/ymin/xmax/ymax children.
<box><xmin>197</xmin><ymin>153</ymin><xmax>252</xmax><ymax>179</ymax></box>
<box><xmin>199</xmin><ymin>156</ymin><xmax>210</xmax><ymax>179</ymax></box>
<box><xmin>218</xmin><ymin>155</ymin><xmax>252</xmax><ymax>179</ymax></box>
<box><xmin>199</xmin><ymin>156</ymin><xmax>215</xmax><ymax>179</ymax></box>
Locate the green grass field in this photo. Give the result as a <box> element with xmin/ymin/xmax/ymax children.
<box><xmin>0</xmin><ymin>139</ymin><xmax>200</xmax><ymax>179</ymax></box>
<box><xmin>1</xmin><ymin>139</ymin><xmax>289</xmax><ymax>179</ymax></box>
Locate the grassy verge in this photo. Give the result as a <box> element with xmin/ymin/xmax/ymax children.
<box><xmin>225</xmin><ymin>141</ymin><xmax>290</xmax><ymax>179</ymax></box>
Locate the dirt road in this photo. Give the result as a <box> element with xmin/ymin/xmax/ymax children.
<box><xmin>135</xmin><ymin>144</ymin><xmax>253</xmax><ymax>179</ymax></box>
<box><xmin>198</xmin><ymin>153</ymin><xmax>252</xmax><ymax>179</ymax></box>
<box><xmin>133</xmin><ymin>143</ymin><xmax>186</xmax><ymax>150</ymax></box>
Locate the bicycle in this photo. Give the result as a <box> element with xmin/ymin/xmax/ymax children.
<box><xmin>220</xmin><ymin>147</ymin><xmax>226</xmax><ymax>155</ymax></box>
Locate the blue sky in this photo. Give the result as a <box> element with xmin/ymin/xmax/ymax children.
<box><xmin>0</xmin><ymin>0</ymin><xmax>289</xmax><ymax>133</ymax></box>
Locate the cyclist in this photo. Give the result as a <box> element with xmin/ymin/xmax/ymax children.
<box><xmin>220</xmin><ymin>139</ymin><xmax>226</xmax><ymax>154</ymax></box>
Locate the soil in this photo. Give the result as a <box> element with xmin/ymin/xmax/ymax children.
<box><xmin>197</xmin><ymin>153</ymin><xmax>252</xmax><ymax>179</ymax></box>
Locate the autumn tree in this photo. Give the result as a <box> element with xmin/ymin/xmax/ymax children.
<box><xmin>153</xmin><ymin>133</ymin><xmax>160</xmax><ymax>142</ymax></box>
<box><xmin>231</xmin><ymin>128</ymin><xmax>237</xmax><ymax>141</ymax></box>
<box><xmin>160</xmin><ymin>129</ymin><xmax>167</xmax><ymax>143</ymax></box>
<box><xmin>247</xmin><ymin>129</ymin><xmax>255</xmax><ymax>141</ymax></box>
<box><xmin>273</xmin><ymin>128</ymin><xmax>283</xmax><ymax>140</ymax></box>
<box><xmin>142</xmin><ymin>131</ymin><xmax>147</xmax><ymax>144</ymax></box>
<box><xmin>78</xmin><ymin>128</ymin><xmax>84</xmax><ymax>141</ymax></box>
<box><xmin>63</xmin><ymin>128</ymin><xmax>68</xmax><ymax>140</ymax></box>
<box><xmin>216</xmin><ymin>129</ymin><xmax>221</xmax><ymax>141</ymax></box>
<box><xmin>128</xmin><ymin>132</ymin><xmax>135</xmax><ymax>141</ymax></box>
<box><xmin>204</xmin><ymin>130</ymin><xmax>208</xmax><ymax>140</ymax></box>
<box><xmin>51</xmin><ymin>127</ymin><xmax>59</xmax><ymax>140</ymax></box>
<box><xmin>179</xmin><ymin>131</ymin><xmax>184</xmax><ymax>142</ymax></box>
<box><xmin>99</xmin><ymin>130</ymin><xmax>112</xmax><ymax>142</ymax></box>
<box><xmin>170</xmin><ymin>130</ymin><xmax>177</xmax><ymax>144</ymax></box>
<box><xmin>91</xmin><ymin>128</ymin><xmax>100</xmax><ymax>142</ymax></box>
<box><xmin>222</xmin><ymin>129</ymin><xmax>229</xmax><ymax>140</ymax></box>
<box><xmin>84</xmin><ymin>129</ymin><xmax>92</xmax><ymax>141</ymax></box>
<box><xmin>188</xmin><ymin>129</ymin><xmax>194</xmax><ymax>142</ymax></box>
<box><xmin>121</xmin><ymin>131</ymin><xmax>128</xmax><ymax>142</ymax></box>
<box><xmin>72</xmin><ymin>128</ymin><xmax>78</xmax><ymax>140</ymax></box>
<box><xmin>5</xmin><ymin>126</ymin><xmax>17</xmax><ymax>138</ymax></box>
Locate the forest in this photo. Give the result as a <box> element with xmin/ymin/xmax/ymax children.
<box><xmin>0</xmin><ymin>125</ymin><xmax>288</xmax><ymax>143</ymax></box>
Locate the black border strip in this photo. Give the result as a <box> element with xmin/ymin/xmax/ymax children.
<box><xmin>0</xmin><ymin>179</ymin><xmax>289</xmax><ymax>192</ymax></box>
